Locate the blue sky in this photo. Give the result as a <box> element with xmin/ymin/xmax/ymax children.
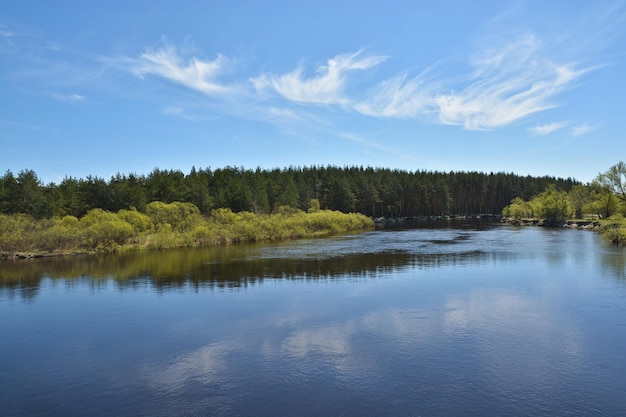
<box><xmin>1</xmin><ymin>1</ymin><xmax>625</xmax><ymax>184</ymax></box>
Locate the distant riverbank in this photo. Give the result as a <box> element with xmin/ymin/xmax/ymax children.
<box><xmin>501</xmin><ymin>217</ymin><xmax>625</xmax><ymax>245</ymax></box>
<box><xmin>0</xmin><ymin>204</ymin><xmax>374</xmax><ymax>260</ymax></box>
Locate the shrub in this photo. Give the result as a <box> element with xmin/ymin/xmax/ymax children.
<box><xmin>117</xmin><ymin>208</ymin><xmax>153</xmax><ymax>233</ymax></box>
<box><xmin>79</xmin><ymin>209</ymin><xmax>134</xmax><ymax>249</ymax></box>
<box><xmin>146</xmin><ymin>201</ymin><xmax>203</xmax><ymax>232</ymax></box>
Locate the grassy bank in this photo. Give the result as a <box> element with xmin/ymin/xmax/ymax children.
<box><xmin>0</xmin><ymin>202</ymin><xmax>374</xmax><ymax>258</ymax></box>
<box><xmin>599</xmin><ymin>215</ymin><xmax>626</xmax><ymax>245</ymax></box>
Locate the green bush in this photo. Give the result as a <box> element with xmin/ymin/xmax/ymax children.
<box><xmin>146</xmin><ymin>201</ymin><xmax>203</xmax><ymax>232</ymax></box>
<box><xmin>39</xmin><ymin>216</ymin><xmax>81</xmax><ymax>251</ymax></box>
<box><xmin>79</xmin><ymin>209</ymin><xmax>134</xmax><ymax>249</ymax></box>
<box><xmin>117</xmin><ymin>208</ymin><xmax>153</xmax><ymax>233</ymax></box>
<box><xmin>600</xmin><ymin>215</ymin><xmax>626</xmax><ymax>245</ymax></box>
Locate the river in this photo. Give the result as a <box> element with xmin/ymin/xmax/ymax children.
<box><xmin>1</xmin><ymin>221</ymin><xmax>625</xmax><ymax>416</ymax></box>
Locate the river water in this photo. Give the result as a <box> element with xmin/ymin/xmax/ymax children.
<box><xmin>1</xmin><ymin>222</ymin><xmax>625</xmax><ymax>416</ymax></box>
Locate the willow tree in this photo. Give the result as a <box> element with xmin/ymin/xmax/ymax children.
<box><xmin>595</xmin><ymin>162</ymin><xmax>626</xmax><ymax>203</ymax></box>
<box><xmin>531</xmin><ymin>184</ymin><xmax>569</xmax><ymax>222</ymax></box>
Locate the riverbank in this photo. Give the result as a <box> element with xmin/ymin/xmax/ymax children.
<box><xmin>501</xmin><ymin>217</ymin><xmax>625</xmax><ymax>245</ymax></box>
<box><xmin>0</xmin><ymin>205</ymin><xmax>374</xmax><ymax>260</ymax></box>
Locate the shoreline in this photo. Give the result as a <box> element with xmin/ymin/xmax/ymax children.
<box><xmin>500</xmin><ymin>218</ymin><xmax>601</xmax><ymax>230</ymax></box>
<box><xmin>500</xmin><ymin>217</ymin><xmax>625</xmax><ymax>245</ymax></box>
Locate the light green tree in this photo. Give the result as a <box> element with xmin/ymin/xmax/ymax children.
<box><xmin>531</xmin><ymin>185</ymin><xmax>569</xmax><ymax>222</ymax></box>
<box><xmin>308</xmin><ymin>198</ymin><xmax>321</xmax><ymax>213</ymax></box>
<box><xmin>568</xmin><ymin>184</ymin><xmax>590</xmax><ymax>219</ymax></box>
<box><xmin>595</xmin><ymin>161</ymin><xmax>626</xmax><ymax>203</ymax></box>
<box><xmin>502</xmin><ymin>197</ymin><xmax>532</xmax><ymax>218</ymax></box>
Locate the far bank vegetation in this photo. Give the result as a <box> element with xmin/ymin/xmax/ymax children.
<box><xmin>0</xmin><ymin>200</ymin><xmax>372</xmax><ymax>256</ymax></box>
<box><xmin>501</xmin><ymin>162</ymin><xmax>626</xmax><ymax>245</ymax></box>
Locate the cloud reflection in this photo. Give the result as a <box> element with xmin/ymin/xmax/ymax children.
<box><xmin>281</xmin><ymin>325</ymin><xmax>354</xmax><ymax>357</ymax></box>
<box><xmin>140</xmin><ymin>342</ymin><xmax>228</xmax><ymax>390</ymax></box>
<box><xmin>442</xmin><ymin>290</ymin><xmax>586</xmax><ymax>390</ymax></box>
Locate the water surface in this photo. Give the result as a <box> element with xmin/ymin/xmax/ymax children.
<box><xmin>1</xmin><ymin>223</ymin><xmax>625</xmax><ymax>416</ymax></box>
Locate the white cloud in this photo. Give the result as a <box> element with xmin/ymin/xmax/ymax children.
<box><xmin>529</xmin><ymin>122</ymin><xmax>567</xmax><ymax>136</ymax></box>
<box><xmin>252</xmin><ymin>50</ymin><xmax>387</xmax><ymax>105</ymax></box>
<box><xmin>282</xmin><ymin>326</ymin><xmax>353</xmax><ymax>357</ymax></box>
<box><xmin>357</xmin><ymin>35</ymin><xmax>595</xmax><ymax>130</ymax></box>
<box><xmin>106</xmin><ymin>29</ymin><xmax>601</xmax><ymax>133</ymax></box>
<box><xmin>570</xmin><ymin>123</ymin><xmax>595</xmax><ymax>137</ymax></box>
<box><xmin>125</xmin><ymin>41</ymin><xmax>232</xmax><ymax>96</ymax></box>
<box><xmin>437</xmin><ymin>41</ymin><xmax>588</xmax><ymax>129</ymax></box>
<box><xmin>141</xmin><ymin>342</ymin><xmax>229</xmax><ymax>390</ymax></box>
<box><xmin>355</xmin><ymin>73</ymin><xmax>435</xmax><ymax>117</ymax></box>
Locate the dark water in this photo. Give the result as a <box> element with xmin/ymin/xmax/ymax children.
<box><xmin>1</xmin><ymin>222</ymin><xmax>626</xmax><ymax>417</ymax></box>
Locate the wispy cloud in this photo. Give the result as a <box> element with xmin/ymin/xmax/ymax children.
<box><xmin>356</xmin><ymin>35</ymin><xmax>595</xmax><ymax>130</ymax></box>
<box><xmin>570</xmin><ymin>123</ymin><xmax>595</xmax><ymax>137</ymax></box>
<box><xmin>162</xmin><ymin>105</ymin><xmax>224</xmax><ymax>122</ymax></box>
<box><xmin>529</xmin><ymin>122</ymin><xmax>567</xmax><ymax>136</ymax></box>
<box><xmin>117</xmin><ymin>40</ymin><xmax>233</xmax><ymax>96</ymax></box>
<box><xmin>163</xmin><ymin>106</ymin><xmax>184</xmax><ymax>116</ymax></box>
<box><xmin>435</xmin><ymin>36</ymin><xmax>593</xmax><ymax>129</ymax></box>
<box><xmin>338</xmin><ymin>131</ymin><xmax>423</xmax><ymax>164</ymax></box>
<box><xmin>354</xmin><ymin>72</ymin><xmax>435</xmax><ymax>118</ymax></box>
<box><xmin>266</xmin><ymin>107</ymin><xmax>327</xmax><ymax>125</ymax></box>
<box><xmin>49</xmin><ymin>92</ymin><xmax>86</xmax><ymax>103</ymax></box>
<box><xmin>99</xmin><ymin>19</ymin><xmax>605</xmax><ymax>134</ymax></box>
<box><xmin>252</xmin><ymin>50</ymin><xmax>387</xmax><ymax>105</ymax></box>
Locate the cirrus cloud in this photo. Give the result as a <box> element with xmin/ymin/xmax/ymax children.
<box><xmin>251</xmin><ymin>50</ymin><xmax>387</xmax><ymax>105</ymax></box>
<box><xmin>570</xmin><ymin>123</ymin><xmax>596</xmax><ymax>137</ymax></box>
<box><xmin>105</xmin><ymin>30</ymin><xmax>604</xmax><ymax>134</ymax></box>
<box><xmin>356</xmin><ymin>35</ymin><xmax>595</xmax><ymax>130</ymax></box>
<box><xmin>529</xmin><ymin>122</ymin><xmax>567</xmax><ymax>136</ymax></box>
<box><xmin>112</xmin><ymin>40</ymin><xmax>234</xmax><ymax>96</ymax></box>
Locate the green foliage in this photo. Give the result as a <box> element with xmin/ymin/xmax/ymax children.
<box><xmin>146</xmin><ymin>223</ymin><xmax>195</xmax><ymax>249</ymax></box>
<box><xmin>503</xmin><ymin>185</ymin><xmax>570</xmax><ymax>222</ymax></box>
<box><xmin>502</xmin><ymin>197</ymin><xmax>533</xmax><ymax>218</ymax></box>
<box><xmin>117</xmin><ymin>208</ymin><xmax>153</xmax><ymax>233</ymax></box>
<box><xmin>6</xmin><ymin>162</ymin><xmax>626</xmax><ymax>251</ymax></box>
<box><xmin>532</xmin><ymin>185</ymin><xmax>570</xmax><ymax>222</ymax></box>
<box><xmin>585</xmin><ymin>185</ymin><xmax>620</xmax><ymax>218</ymax></box>
<box><xmin>595</xmin><ymin>161</ymin><xmax>626</xmax><ymax>203</ymax></box>
<box><xmin>39</xmin><ymin>216</ymin><xmax>81</xmax><ymax>252</ymax></box>
<box><xmin>600</xmin><ymin>215</ymin><xmax>626</xmax><ymax>245</ymax></box>
<box><xmin>0</xmin><ymin>166</ymin><xmax>583</xmax><ymax>219</ymax></box>
<box><xmin>500</xmin><ymin>165</ymin><xmax>626</xmax><ymax>245</ymax></box>
<box><xmin>145</xmin><ymin>201</ymin><xmax>202</xmax><ymax>232</ymax></box>
<box><xmin>0</xmin><ymin>205</ymin><xmax>373</xmax><ymax>255</ymax></box>
<box><xmin>80</xmin><ymin>209</ymin><xmax>134</xmax><ymax>249</ymax></box>
<box><xmin>0</xmin><ymin>214</ymin><xmax>44</xmax><ymax>252</ymax></box>
<box><xmin>308</xmin><ymin>198</ymin><xmax>321</xmax><ymax>213</ymax></box>
<box><xmin>568</xmin><ymin>184</ymin><xmax>590</xmax><ymax>219</ymax></box>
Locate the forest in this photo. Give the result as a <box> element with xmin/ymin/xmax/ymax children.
<box><xmin>0</xmin><ymin>165</ymin><xmax>581</xmax><ymax>219</ymax></box>
<box><xmin>1</xmin><ymin>163</ymin><xmax>625</xmax><ymax>254</ymax></box>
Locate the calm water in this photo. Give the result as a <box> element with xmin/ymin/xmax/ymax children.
<box><xmin>1</xmin><ymin>222</ymin><xmax>626</xmax><ymax>417</ymax></box>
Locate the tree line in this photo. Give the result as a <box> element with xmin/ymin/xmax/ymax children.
<box><xmin>0</xmin><ymin>166</ymin><xmax>580</xmax><ymax>219</ymax></box>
